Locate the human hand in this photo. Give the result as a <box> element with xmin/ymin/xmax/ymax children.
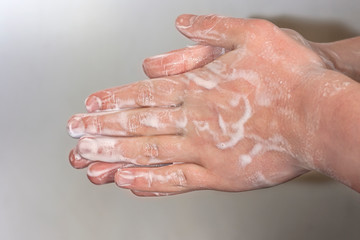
<box><xmin>141</xmin><ymin>24</ymin><xmax>340</xmax><ymax>80</ymax></box>
<box><xmin>67</xmin><ymin>14</ymin><xmax>352</xmax><ymax>196</ymax></box>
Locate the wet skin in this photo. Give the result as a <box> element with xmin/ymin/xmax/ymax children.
<box><xmin>68</xmin><ymin>15</ymin><xmax>360</xmax><ymax>196</ymax></box>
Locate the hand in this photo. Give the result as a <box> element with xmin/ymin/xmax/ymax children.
<box><xmin>141</xmin><ymin>25</ymin><xmax>340</xmax><ymax>80</ymax></box>
<box><xmin>67</xmin><ymin>14</ymin><xmax>353</xmax><ymax>196</ymax></box>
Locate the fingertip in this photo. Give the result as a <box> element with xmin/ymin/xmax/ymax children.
<box><xmin>68</xmin><ymin>148</ymin><xmax>91</xmax><ymax>169</ymax></box>
<box><xmin>87</xmin><ymin>163</ymin><xmax>121</xmax><ymax>185</ymax></box>
<box><xmin>68</xmin><ymin>148</ymin><xmax>77</xmax><ymax>166</ymax></box>
<box><xmin>175</xmin><ymin>14</ymin><xmax>197</xmax><ymax>29</ymax></box>
<box><xmin>67</xmin><ymin>115</ymin><xmax>85</xmax><ymax>138</ymax></box>
<box><xmin>87</xmin><ymin>175</ymin><xmax>103</xmax><ymax>185</ymax></box>
<box><xmin>87</xmin><ymin>173</ymin><xmax>115</xmax><ymax>185</ymax></box>
<box><xmin>175</xmin><ymin>14</ymin><xmax>246</xmax><ymax>49</ymax></box>
<box><xmin>85</xmin><ymin>95</ymin><xmax>102</xmax><ymax>113</ymax></box>
<box><xmin>77</xmin><ymin>137</ymin><xmax>97</xmax><ymax>159</ymax></box>
<box><xmin>142</xmin><ymin>58</ymin><xmax>153</xmax><ymax>78</ymax></box>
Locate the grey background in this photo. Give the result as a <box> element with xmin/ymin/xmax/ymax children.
<box><xmin>1</xmin><ymin>0</ymin><xmax>360</xmax><ymax>239</ymax></box>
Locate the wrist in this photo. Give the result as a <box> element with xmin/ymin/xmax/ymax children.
<box><xmin>300</xmin><ymin>69</ymin><xmax>360</xmax><ymax>190</ymax></box>
<box><xmin>310</xmin><ymin>38</ymin><xmax>360</xmax><ymax>81</ymax></box>
<box><xmin>309</xmin><ymin>42</ymin><xmax>337</xmax><ymax>70</ymax></box>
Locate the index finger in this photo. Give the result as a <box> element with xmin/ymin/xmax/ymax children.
<box><xmin>85</xmin><ymin>77</ymin><xmax>186</xmax><ymax>112</ymax></box>
<box><xmin>143</xmin><ymin>45</ymin><xmax>225</xmax><ymax>79</ymax></box>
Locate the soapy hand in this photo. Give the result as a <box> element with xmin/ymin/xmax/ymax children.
<box><xmin>141</xmin><ymin>27</ymin><xmax>342</xmax><ymax>80</ymax></box>
<box><xmin>67</xmin><ymin>15</ymin><xmax>354</xmax><ymax>196</ymax></box>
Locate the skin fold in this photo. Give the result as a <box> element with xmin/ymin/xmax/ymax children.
<box><xmin>67</xmin><ymin>14</ymin><xmax>360</xmax><ymax>197</ymax></box>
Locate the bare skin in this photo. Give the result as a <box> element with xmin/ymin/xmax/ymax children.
<box><xmin>142</xmin><ymin>29</ymin><xmax>360</xmax><ymax>82</ymax></box>
<box><xmin>67</xmin><ymin>14</ymin><xmax>360</xmax><ymax>196</ymax></box>
<box><xmin>311</xmin><ymin>37</ymin><xmax>360</xmax><ymax>82</ymax></box>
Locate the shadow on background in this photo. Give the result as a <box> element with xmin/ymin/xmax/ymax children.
<box><xmin>253</xmin><ymin>15</ymin><xmax>359</xmax><ymax>184</ymax></box>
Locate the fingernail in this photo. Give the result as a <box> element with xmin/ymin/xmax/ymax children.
<box><xmin>85</xmin><ymin>95</ymin><xmax>102</xmax><ymax>112</ymax></box>
<box><xmin>67</xmin><ymin>116</ymin><xmax>85</xmax><ymax>138</ymax></box>
<box><xmin>116</xmin><ymin>170</ymin><xmax>135</xmax><ymax>187</ymax></box>
<box><xmin>176</xmin><ymin>14</ymin><xmax>196</xmax><ymax>29</ymax></box>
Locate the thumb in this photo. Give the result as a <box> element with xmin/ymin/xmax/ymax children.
<box><xmin>175</xmin><ymin>14</ymin><xmax>248</xmax><ymax>50</ymax></box>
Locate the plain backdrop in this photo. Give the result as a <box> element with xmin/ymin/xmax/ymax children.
<box><xmin>1</xmin><ymin>1</ymin><xmax>360</xmax><ymax>240</ymax></box>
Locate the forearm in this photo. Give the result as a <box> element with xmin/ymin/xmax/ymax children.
<box><xmin>306</xmin><ymin>70</ymin><xmax>360</xmax><ymax>191</ymax></box>
<box><xmin>311</xmin><ymin>37</ymin><xmax>360</xmax><ymax>82</ymax></box>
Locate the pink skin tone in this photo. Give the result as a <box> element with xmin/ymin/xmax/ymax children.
<box><xmin>68</xmin><ymin>14</ymin><xmax>360</xmax><ymax>197</ymax></box>
<box><xmin>311</xmin><ymin>38</ymin><xmax>360</xmax><ymax>82</ymax></box>
<box><xmin>142</xmin><ymin>44</ymin><xmax>225</xmax><ymax>79</ymax></box>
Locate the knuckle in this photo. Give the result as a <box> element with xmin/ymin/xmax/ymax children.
<box><xmin>142</xmin><ymin>141</ymin><xmax>159</xmax><ymax>159</ymax></box>
<box><xmin>249</xmin><ymin>19</ymin><xmax>277</xmax><ymax>37</ymax></box>
<box><xmin>126</xmin><ymin>111</ymin><xmax>161</xmax><ymax>133</ymax></box>
<box><xmin>85</xmin><ymin>115</ymin><xmax>102</xmax><ymax>134</ymax></box>
<box><xmin>244</xmin><ymin>19</ymin><xmax>277</xmax><ymax>43</ymax></box>
<box><xmin>127</xmin><ymin>113</ymin><xmax>141</xmax><ymax>133</ymax></box>
<box><xmin>170</xmin><ymin>169</ymin><xmax>187</xmax><ymax>187</ymax></box>
<box><xmin>253</xmin><ymin>19</ymin><xmax>273</xmax><ymax>30</ymax></box>
<box><xmin>136</xmin><ymin>80</ymin><xmax>154</xmax><ymax>106</ymax></box>
<box><xmin>94</xmin><ymin>116</ymin><xmax>101</xmax><ymax>133</ymax></box>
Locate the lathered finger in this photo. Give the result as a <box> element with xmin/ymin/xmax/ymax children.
<box><xmin>131</xmin><ymin>190</ymin><xmax>189</xmax><ymax>197</ymax></box>
<box><xmin>87</xmin><ymin>162</ymin><xmax>131</xmax><ymax>185</ymax></box>
<box><xmin>69</xmin><ymin>148</ymin><xmax>92</xmax><ymax>169</ymax></box>
<box><xmin>77</xmin><ymin>135</ymin><xmax>196</xmax><ymax>166</ymax></box>
<box><xmin>67</xmin><ymin>107</ymin><xmax>187</xmax><ymax>138</ymax></box>
<box><xmin>114</xmin><ymin>164</ymin><xmax>212</xmax><ymax>193</ymax></box>
<box><xmin>85</xmin><ymin>78</ymin><xmax>186</xmax><ymax>112</ymax></box>
<box><xmin>143</xmin><ymin>45</ymin><xmax>225</xmax><ymax>78</ymax></box>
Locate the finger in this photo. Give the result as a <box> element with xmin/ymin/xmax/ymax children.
<box><xmin>143</xmin><ymin>45</ymin><xmax>225</xmax><ymax>78</ymax></box>
<box><xmin>114</xmin><ymin>164</ymin><xmax>213</xmax><ymax>193</ymax></box>
<box><xmin>131</xmin><ymin>190</ymin><xmax>189</xmax><ymax>197</ymax></box>
<box><xmin>69</xmin><ymin>148</ymin><xmax>92</xmax><ymax>169</ymax></box>
<box><xmin>87</xmin><ymin>162</ymin><xmax>131</xmax><ymax>185</ymax></box>
<box><xmin>77</xmin><ymin>135</ymin><xmax>196</xmax><ymax>165</ymax></box>
<box><xmin>85</xmin><ymin>78</ymin><xmax>185</xmax><ymax>112</ymax></box>
<box><xmin>176</xmin><ymin>14</ymin><xmax>265</xmax><ymax>49</ymax></box>
<box><xmin>67</xmin><ymin>107</ymin><xmax>186</xmax><ymax>138</ymax></box>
